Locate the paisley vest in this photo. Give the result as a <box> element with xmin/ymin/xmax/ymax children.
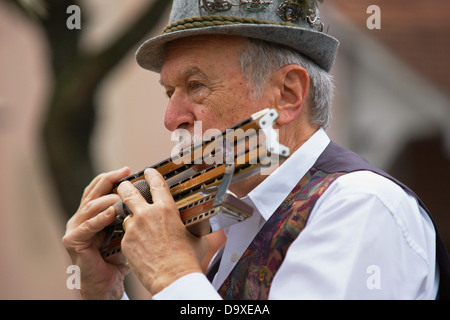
<box><xmin>213</xmin><ymin>142</ymin><xmax>450</xmax><ymax>299</ymax></box>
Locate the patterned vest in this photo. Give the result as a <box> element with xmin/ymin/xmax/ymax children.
<box><xmin>214</xmin><ymin>142</ymin><xmax>450</xmax><ymax>299</ymax></box>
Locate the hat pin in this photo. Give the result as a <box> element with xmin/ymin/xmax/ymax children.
<box><xmin>199</xmin><ymin>0</ymin><xmax>236</xmax><ymax>13</ymax></box>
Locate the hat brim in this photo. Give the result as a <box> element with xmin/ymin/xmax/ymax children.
<box><xmin>136</xmin><ymin>24</ymin><xmax>339</xmax><ymax>73</ymax></box>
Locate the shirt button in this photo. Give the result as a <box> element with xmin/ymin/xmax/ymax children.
<box><xmin>231</xmin><ymin>253</ymin><xmax>239</xmax><ymax>262</ymax></box>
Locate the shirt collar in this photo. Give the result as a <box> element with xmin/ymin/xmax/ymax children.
<box><xmin>243</xmin><ymin>128</ymin><xmax>331</xmax><ymax>221</ymax></box>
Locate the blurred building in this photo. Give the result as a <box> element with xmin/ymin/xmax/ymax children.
<box><xmin>327</xmin><ymin>0</ymin><xmax>450</xmax><ymax>247</ymax></box>
<box><xmin>0</xmin><ymin>0</ymin><xmax>448</xmax><ymax>299</ymax></box>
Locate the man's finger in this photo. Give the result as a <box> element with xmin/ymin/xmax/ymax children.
<box><xmin>117</xmin><ymin>180</ymin><xmax>148</xmax><ymax>215</ymax></box>
<box><xmin>64</xmin><ymin>207</ymin><xmax>116</xmax><ymax>246</ymax></box>
<box><xmin>144</xmin><ymin>168</ymin><xmax>174</xmax><ymax>205</ymax></box>
<box><xmin>68</xmin><ymin>194</ymin><xmax>120</xmax><ymax>230</ymax></box>
<box><xmin>81</xmin><ymin>167</ymin><xmax>130</xmax><ymax>205</ymax></box>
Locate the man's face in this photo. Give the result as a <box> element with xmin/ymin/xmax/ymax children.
<box><xmin>160</xmin><ymin>35</ymin><xmax>268</xmax><ymax>139</ymax></box>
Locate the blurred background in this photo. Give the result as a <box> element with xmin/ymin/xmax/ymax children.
<box><xmin>0</xmin><ymin>0</ymin><xmax>448</xmax><ymax>299</ymax></box>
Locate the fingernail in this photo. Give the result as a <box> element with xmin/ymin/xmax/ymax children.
<box><xmin>104</xmin><ymin>207</ymin><xmax>112</xmax><ymax>216</ymax></box>
<box><xmin>144</xmin><ymin>168</ymin><xmax>153</xmax><ymax>178</ymax></box>
<box><xmin>120</xmin><ymin>180</ymin><xmax>132</xmax><ymax>188</ymax></box>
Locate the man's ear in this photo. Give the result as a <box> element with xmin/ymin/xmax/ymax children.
<box><xmin>273</xmin><ymin>64</ymin><xmax>310</xmax><ymax>126</ymax></box>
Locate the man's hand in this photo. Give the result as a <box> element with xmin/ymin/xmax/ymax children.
<box><xmin>62</xmin><ymin>167</ymin><xmax>131</xmax><ymax>300</ymax></box>
<box><xmin>118</xmin><ymin>168</ymin><xmax>209</xmax><ymax>295</ymax></box>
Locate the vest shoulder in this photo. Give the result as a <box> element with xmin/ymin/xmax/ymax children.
<box><xmin>311</xmin><ymin>141</ymin><xmax>430</xmax><ymax>213</ymax></box>
<box><xmin>314</xmin><ymin>142</ymin><xmax>399</xmax><ymax>184</ymax></box>
<box><xmin>328</xmin><ymin>170</ymin><xmax>408</xmax><ymax>201</ymax></box>
<box><xmin>314</xmin><ymin>142</ymin><xmax>371</xmax><ymax>173</ymax></box>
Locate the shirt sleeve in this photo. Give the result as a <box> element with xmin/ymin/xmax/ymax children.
<box><xmin>152</xmin><ymin>272</ymin><xmax>222</xmax><ymax>300</ymax></box>
<box><xmin>269</xmin><ymin>171</ymin><xmax>438</xmax><ymax>300</ymax></box>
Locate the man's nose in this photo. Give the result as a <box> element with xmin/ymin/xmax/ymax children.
<box><xmin>164</xmin><ymin>90</ymin><xmax>195</xmax><ymax>132</ymax></box>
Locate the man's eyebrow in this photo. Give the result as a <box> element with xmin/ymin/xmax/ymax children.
<box><xmin>159</xmin><ymin>67</ymin><xmax>207</xmax><ymax>86</ymax></box>
<box><xmin>180</xmin><ymin>66</ymin><xmax>202</xmax><ymax>76</ymax></box>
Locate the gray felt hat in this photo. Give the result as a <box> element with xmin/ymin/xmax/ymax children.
<box><xmin>136</xmin><ymin>0</ymin><xmax>339</xmax><ymax>72</ymax></box>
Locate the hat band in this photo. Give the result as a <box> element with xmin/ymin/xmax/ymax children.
<box><xmin>162</xmin><ymin>15</ymin><xmax>296</xmax><ymax>34</ymax></box>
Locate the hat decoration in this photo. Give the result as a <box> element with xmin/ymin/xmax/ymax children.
<box><xmin>197</xmin><ymin>1</ymin><xmax>323</xmax><ymax>30</ymax></box>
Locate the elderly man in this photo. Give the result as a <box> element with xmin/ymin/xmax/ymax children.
<box><xmin>62</xmin><ymin>0</ymin><xmax>449</xmax><ymax>299</ymax></box>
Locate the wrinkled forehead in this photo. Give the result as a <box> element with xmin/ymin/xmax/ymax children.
<box><xmin>163</xmin><ymin>35</ymin><xmax>247</xmax><ymax>61</ymax></box>
<box><xmin>160</xmin><ymin>35</ymin><xmax>248</xmax><ymax>83</ymax></box>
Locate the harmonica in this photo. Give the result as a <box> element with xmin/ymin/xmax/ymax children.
<box><xmin>100</xmin><ymin>108</ymin><xmax>289</xmax><ymax>263</ymax></box>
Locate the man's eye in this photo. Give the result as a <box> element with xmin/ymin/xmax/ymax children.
<box><xmin>189</xmin><ymin>81</ymin><xmax>202</xmax><ymax>91</ymax></box>
<box><xmin>166</xmin><ymin>89</ymin><xmax>174</xmax><ymax>98</ymax></box>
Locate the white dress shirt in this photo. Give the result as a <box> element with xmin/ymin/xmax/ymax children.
<box><xmin>153</xmin><ymin>128</ymin><xmax>439</xmax><ymax>300</ymax></box>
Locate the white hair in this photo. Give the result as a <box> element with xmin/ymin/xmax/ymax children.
<box><xmin>239</xmin><ymin>38</ymin><xmax>335</xmax><ymax>128</ymax></box>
